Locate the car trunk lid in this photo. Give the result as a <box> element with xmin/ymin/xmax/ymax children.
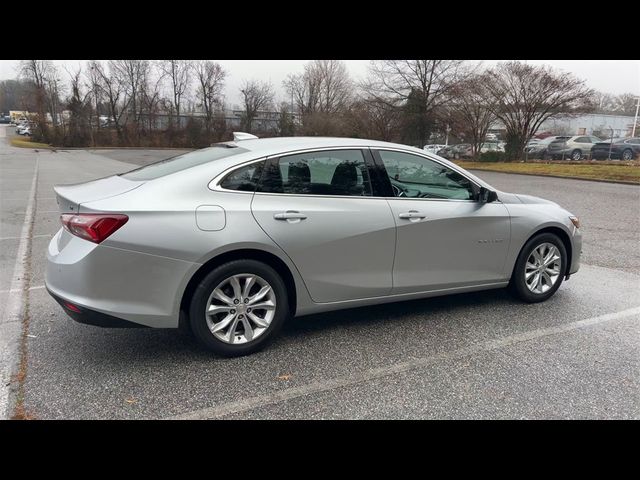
<box><xmin>54</xmin><ymin>175</ymin><xmax>144</xmax><ymax>214</ymax></box>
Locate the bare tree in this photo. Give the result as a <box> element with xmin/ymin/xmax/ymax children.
<box><xmin>111</xmin><ymin>59</ymin><xmax>150</xmax><ymax>138</ymax></box>
<box><xmin>159</xmin><ymin>60</ymin><xmax>192</xmax><ymax>125</ymax></box>
<box><xmin>140</xmin><ymin>73</ymin><xmax>164</xmax><ymax>133</ymax></box>
<box><xmin>594</xmin><ymin>91</ymin><xmax>638</xmax><ymax>115</ymax></box>
<box><xmin>19</xmin><ymin>60</ymin><xmax>59</xmax><ymax>139</ymax></box>
<box><xmin>89</xmin><ymin>61</ymin><xmax>127</xmax><ymax>140</ymax></box>
<box><xmin>345</xmin><ymin>96</ymin><xmax>401</xmax><ymax>141</ymax></box>
<box><xmin>614</xmin><ymin>93</ymin><xmax>639</xmax><ymax>115</ymax></box>
<box><xmin>240</xmin><ymin>80</ymin><xmax>274</xmax><ymax>132</ymax></box>
<box><xmin>192</xmin><ymin>61</ymin><xmax>226</xmax><ymax>135</ymax></box>
<box><xmin>65</xmin><ymin>67</ymin><xmax>92</xmax><ymax>146</ymax></box>
<box><xmin>483</xmin><ymin>61</ymin><xmax>594</xmax><ymax>160</ymax></box>
<box><xmin>0</xmin><ymin>80</ymin><xmax>36</xmax><ymax>113</ymax></box>
<box><xmin>284</xmin><ymin>60</ymin><xmax>352</xmax><ymax>115</ymax></box>
<box><xmin>283</xmin><ymin>60</ymin><xmax>352</xmax><ymax>135</ymax></box>
<box><xmin>448</xmin><ymin>75</ymin><xmax>497</xmax><ymax>159</ymax></box>
<box><xmin>274</xmin><ymin>101</ymin><xmax>296</xmax><ymax>136</ymax></box>
<box><xmin>362</xmin><ymin>60</ymin><xmax>473</xmax><ymax>147</ymax></box>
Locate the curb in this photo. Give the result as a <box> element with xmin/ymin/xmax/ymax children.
<box><xmin>466</xmin><ymin>169</ymin><xmax>640</xmax><ymax>186</ymax></box>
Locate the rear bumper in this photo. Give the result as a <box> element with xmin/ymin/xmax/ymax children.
<box><xmin>46</xmin><ymin>229</ymin><xmax>199</xmax><ymax>328</ymax></box>
<box><xmin>47</xmin><ymin>288</ymin><xmax>147</xmax><ymax>328</ymax></box>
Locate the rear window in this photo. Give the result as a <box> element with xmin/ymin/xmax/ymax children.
<box><xmin>120</xmin><ymin>145</ymin><xmax>249</xmax><ymax>181</ymax></box>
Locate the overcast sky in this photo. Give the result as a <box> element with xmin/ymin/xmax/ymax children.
<box><xmin>1</xmin><ymin>60</ymin><xmax>637</xmax><ymax>107</ymax></box>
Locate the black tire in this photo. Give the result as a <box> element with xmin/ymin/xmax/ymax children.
<box><xmin>570</xmin><ymin>149</ymin><xmax>582</xmax><ymax>161</ymax></box>
<box><xmin>189</xmin><ymin>259</ymin><xmax>289</xmax><ymax>357</ymax></box>
<box><xmin>509</xmin><ymin>232</ymin><xmax>567</xmax><ymax>303</ymax></box>
<box><xmin>622</xmin><ymin>149</ymin><xmax>634</xmax><ymax>161</ymax></box>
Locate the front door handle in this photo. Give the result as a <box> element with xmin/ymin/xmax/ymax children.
<box><xmin>274</xmin><ymin>210</ymin><xmax>307</xmax><ymax>222</ymax></box>
<box><xmin>398</xmin><ymin>210</ymin><xmax>426</xmax><ymax>221</ymax></box>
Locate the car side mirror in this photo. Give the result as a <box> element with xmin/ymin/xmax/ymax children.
<box><xmin>478</xmin><ymin>187</ymin><xmax>498</xmax><ymax>203</ymax></box>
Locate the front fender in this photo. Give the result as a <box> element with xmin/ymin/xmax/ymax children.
<box><xmin>502</xmin><ymin>203</ymin><xmax>580</xmax><ymax>279</ymax></box>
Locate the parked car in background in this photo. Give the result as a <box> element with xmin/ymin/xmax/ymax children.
<box><xmin>424</xmin><ymin>144</ymin><xmax>448</xmax><ymax>155</ymax></box>
<box><xmin>480</xmin><ymin>142</ymin><xmax>504</xmax><ymax>153</ymax></box>
<box><xmin>15</xmin><ymin>123</ymin><xmax>30</xmax><ymax>135</ymax></box>
<box><xmin>0</xmin><ymin>115</ymin><xmax>11</xmax><ymax>124</ymax></box>
<box><xmin>437</xmin><ymin>144</ymin><xmax>473</xmax><ymax>160</ymax></box>
<box><xmin>455</xmin><ymin>144</ymin><xmax>473</xmax><ymax>158</ymax></box>
<box><xmin>436</xmin><ymin>145</ymin><xmax>456</xmax><ymax>159</ymax></box>
<box><xmin>45</xmin><ymin>134</ymin><xmax>582</xmax><ymax>356</ymax></box>
<box><xmin>591</xmin><ymin>137</ymin><xmax>640</xmax><ymax>161</ymax></box>
<box><xmin>547</xmin><ymin>135</ymin><xmax>602</xmax><ymax>160</ymax></box>
<box><xmin>524</xmin><ymin>136</ymin><xmax>565</xmax><ymax>159</ymax></box>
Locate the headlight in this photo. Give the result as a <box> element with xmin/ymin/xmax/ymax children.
<box><xmin>569</xmin><ymin>216</ymin><xmax>580</xmax><ymax>229</ymax></box>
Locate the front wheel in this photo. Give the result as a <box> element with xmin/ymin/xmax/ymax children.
<box><xmin>570</xmin><ymin>149</ymin><xmax>582</xmax><ymax>161</ymax></box>
<box><xmin>622</xmin><ymin>149</ymin><xmax>634</xmax><ymax>161</ymax></box>
<box><xmin>510</xmin><ymin>233</ymin><xmax>567</xmax><ymax>303</ymax></box>
<box><xmin>189</xmin><ymin>259</ymin><xmax>289</xmax><ymax>357</ymax></box>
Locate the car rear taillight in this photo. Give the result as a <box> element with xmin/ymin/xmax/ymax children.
<box><xmin>60</xmin><ymin>213</ymin><xmax>128</xmax><ymax>244</ymax></box>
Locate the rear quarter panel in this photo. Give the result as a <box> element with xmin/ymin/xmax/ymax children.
<box><xmin>79</xmin><ymin>178</ymin><xmax>314</xmax><ymax>321</ymax></box>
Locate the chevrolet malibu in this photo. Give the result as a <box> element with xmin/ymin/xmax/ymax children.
<box><xmin>46</xmin><ymin>134</ymin><xmax>582</xmax><ymax>356</ymax></box>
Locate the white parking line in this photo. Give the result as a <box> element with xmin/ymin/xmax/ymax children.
<box><xmin>0</xmin><ymin>234</ymin><xmax>52</xmax><ymax>242</ymax></box>
<box><xmin>169</xmin><ymin>305</ymin><xmax>640</xmax><ymax>420</ymax></box>
<box><xmin>0</xmin><ymin>160</ymin><xmax>38</xmax><ymax>419</ymax></box>
<box><xmin>0</xmin><ymin>285</ymin><xmax>45</xmax><ymax>294</ymax></box>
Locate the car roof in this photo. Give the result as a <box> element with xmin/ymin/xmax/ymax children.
<box><xmin>229</xmin><ymin>136</ymin><xmax>428</xmax><ymax>156</ymax></box>
<box><xmin>140</xmin><ymin>135</ymin><xmax>495</xmax><ymax>191</ymax></box>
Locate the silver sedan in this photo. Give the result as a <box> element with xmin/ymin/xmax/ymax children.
<box><xmin>46</xmin><ymin>134</ymin><xmax>582</xmax><ymax>356</ymax></box>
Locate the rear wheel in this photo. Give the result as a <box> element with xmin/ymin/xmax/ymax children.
<box><xmin>510</xmin><ymin>233</ymin><xmax>567</xmax><ymax>303</ymax></box>
<box><xmin>622</xmin><ymin>149</ymin><xmax>634</xmax><ymax>161</ymax></box>
<box><xmin>189</xmin><ymin>259</ymin><xmax>289</xmax><ymax>356</ymax></box>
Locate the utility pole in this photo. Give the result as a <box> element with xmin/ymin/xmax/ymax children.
<box><xmin>445</xmin><ymin>124</ymin><xmax>451</xmax><ymax>146</ymax></box>
<box><xmin>633</xmin><ymin>97</ymin><xmax>639</xmax><ymax>137</ymax></box>
<box><xmin>608</xmin><ymin>126</ymin><xmax>614</xmax><ymax>160</ymax></box>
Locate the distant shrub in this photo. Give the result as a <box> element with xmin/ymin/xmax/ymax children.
<box><xmin>479</xmin><ymin>151</ymin><xmax>507</xmax><ymax>162</ymax></box>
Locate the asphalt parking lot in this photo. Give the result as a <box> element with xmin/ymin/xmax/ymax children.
<box><xmin>1</xmin><ymin>125</ymin><xmax>639</xmax><ymax>419</ymax></box>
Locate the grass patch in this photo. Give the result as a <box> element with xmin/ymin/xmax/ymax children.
<box><xmin>455</xmin><ymin>161</ymin><xmax>640</xmax><ymax>184</ymax></box>
<box><xmin>10</xmin><ymin>137</ymin><xmax>53</xmax><ymax>149</ymax></box>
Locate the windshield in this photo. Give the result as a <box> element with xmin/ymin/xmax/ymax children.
<box><xmin>120</xmin><ymin>145</ymin><xmax>249</xmax><ymax>181</ymax></box>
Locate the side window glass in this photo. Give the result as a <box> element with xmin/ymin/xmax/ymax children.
<box><xmin>378</xmin><ymin>150</ymin><xmax>475</xmax><ymax>200</ymax></box>
<box><xmin>219</xmin><ymin>161</ymin><xmax>264</xmax><ymax>192</ymax></box>
<box><xmin>259</xmin><ymin>150</ymin><xmax>372</xmax><ymax>196</ymax></box>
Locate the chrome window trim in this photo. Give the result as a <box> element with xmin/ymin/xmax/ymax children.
<box><xmin>209</xmin><ymin>145</ymin><xmax>501</xmax><ymax>204</ymax></box>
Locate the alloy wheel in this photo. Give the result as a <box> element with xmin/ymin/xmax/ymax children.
<box><xmin>205</xmin><ymin>273</ymin><xmax>277</xmax><ymax>344</ymax></box>
<box><xmin>525</xmin><ymin>243</ymin><xmax>562</xmax><ymax>294</ymax></box>
<box><xmin>622</xmin><ymin>149</ymin><xmax>633</xmax><ymax>161</ymax></box>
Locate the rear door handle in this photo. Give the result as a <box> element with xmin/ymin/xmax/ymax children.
<box><xmin>398</xmin><ymin>210</ymin><xmax>426</xmax><ymax>221</ymax></box>
<box><xmin>274</xmin><ymin>210</ymin><xmax>307</xmax><ymax>221</ymax></box>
